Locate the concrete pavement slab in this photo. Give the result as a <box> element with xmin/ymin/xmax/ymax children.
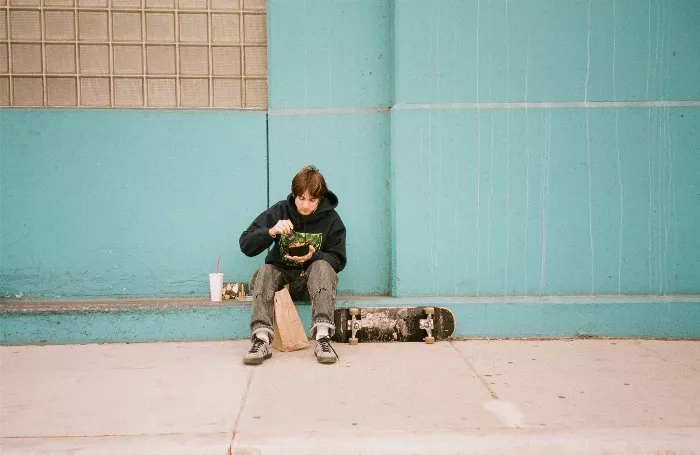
<box><xmin>1</xmin><ymin>433</ymin><xmax>232</xmax><ymax>455</ymax></box>
<box><xmin>633</xmin><ymin>339</ymin><xmax>700</xmax><ymax>372</ymax></box>
<box><xmin>0</xmin><ymin>341</ymin><xmax>250</xmax><ymax>438</ymax></box>
<box><xmin>231</xmin><ymin>428</ymin><xmax>700</xmax><ymax>455</ymax></box>
<box><xmin>453</xmin><ymin>340</ymin><xmax>700</xmax><ymax>429</ymax></box>
<box><xmin>234</xmin><ymin>341</ymin><xmax>502</xmax><ymax>436</ymax></box>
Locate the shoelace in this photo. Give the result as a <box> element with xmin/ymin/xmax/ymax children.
<box><xmin>317</xmin><ymin>336</ymin><xmax>339</xmax><ymax>360</ymax></box>
<box><xmin>249</xmin><ymin>337</ymin><xmax>266</xmax><ymax>353</ymax></box>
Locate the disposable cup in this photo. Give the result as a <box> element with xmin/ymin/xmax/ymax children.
<box><xmin>209</xmin><ymin>272</ymin><xmax>224</xmax><ymax>302</ymax></box>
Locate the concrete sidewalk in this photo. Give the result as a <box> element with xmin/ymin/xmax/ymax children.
<box><xmin>1</xmin><ymin>339</ymin><xmax>699</xmax><ymax>454</ymax></box>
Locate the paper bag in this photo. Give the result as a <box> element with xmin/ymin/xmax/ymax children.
<box><xmin>271</xmin><ymin>286</ymin><xmax>310</xmax><ymax>352</ymax></box>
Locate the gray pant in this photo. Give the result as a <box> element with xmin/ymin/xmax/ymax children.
<box><xmin>250</xmin><ymin>260</ymin><xmax>337</xmax><ymax>341</ymax></box>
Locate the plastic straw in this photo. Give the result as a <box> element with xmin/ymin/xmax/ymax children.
<box><xmin>216</xmin><ymin>256</ymin><xmax>220</xmax><ymax>274</ymax></box>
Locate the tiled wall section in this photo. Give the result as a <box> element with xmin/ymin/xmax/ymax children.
<box><xmin>0</xmin><ymin>0</ymin><xmax>267</xmax><ymax>107</ymax></box>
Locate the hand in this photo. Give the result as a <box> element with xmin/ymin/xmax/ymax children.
<box><xmin>285</xmin><ymin>244</ymin><xmax>316</xmax><ymax>263</ymax></box>
<box><xmin>269</xmin><ymin>219</ymin><xmax>294</xmax><ymax>237</ymax></box>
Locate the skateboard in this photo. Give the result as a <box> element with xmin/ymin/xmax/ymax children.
<box><xmin>332</xmin><ymin>307</ymin><xmax>455</xmax><ymax>344</ymax></box>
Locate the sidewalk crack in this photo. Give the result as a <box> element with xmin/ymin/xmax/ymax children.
<box><xmin>449</xmin><ymin>341</ymin><xmax>499</xmax><ymax>400</ymax></box>
<box><xmin>231</xmin><ymin>368</ymin><xmax>256</xmax><ymax>444</ymax></box>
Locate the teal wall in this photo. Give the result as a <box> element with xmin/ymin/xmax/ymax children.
<box><xmin>0</xmin><ymin>111</ymin><xmax>267</xmax><ymax>298</ymax></box>
<box><xmin>391</xmin><ymin>0</ymin><xmax>700</xmax><ymax>296</ymax></box>
<box><xmin>1</xmin><ymin>0</ymin><xmax>699</xmax><ymax>301</ymax></box>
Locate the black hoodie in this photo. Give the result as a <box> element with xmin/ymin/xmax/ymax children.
<box><xmin>239</xmin><ymin>191</ymin><xmax>347</xmax><ymax>273</ymax></box>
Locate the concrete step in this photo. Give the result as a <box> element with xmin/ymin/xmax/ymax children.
<box><xmin>2</xmin><ymin>295</ymin><xmax>700</xmax><ymax>344</ymax></box>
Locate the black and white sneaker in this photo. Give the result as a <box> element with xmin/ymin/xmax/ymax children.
<box><xmin>243</xmin><ymin>336</ymin><xmax>272</xmax><ymax>365</ymax></box>
<box><xmin>314</xmin><ymin>336</ymin><xmax>339</xmax><ymax>364</ymax></box>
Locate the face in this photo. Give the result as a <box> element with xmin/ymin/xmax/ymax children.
<box><xmin>295</xmin><ymin>190</ymin><xmax>320</xmax><ymax>216</ymax></box>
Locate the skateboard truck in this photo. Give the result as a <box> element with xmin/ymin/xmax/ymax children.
<box><xmin>421</xmin><ymin>307</ymin><xmax>435</xmax><ymax>344</ymax></box>
<box><xmin>348</xmin><ymin>308</ymin><xmax>360</xmax><ymax>345</ymax></box>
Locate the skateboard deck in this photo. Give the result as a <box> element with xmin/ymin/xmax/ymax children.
<box><xmin>332</xmin><ymin>307</ymin><xmax>455</xmax><ymax>344</ymax></box>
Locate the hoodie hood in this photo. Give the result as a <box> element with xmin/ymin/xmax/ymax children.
<box><xmin>286</xmin><ymin>190</ymin><xmax>339</xmax><ymax>222</ymax></box>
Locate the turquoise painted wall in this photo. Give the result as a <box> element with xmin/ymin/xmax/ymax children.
<box><xmin>267</xmin><ymin>0</ymin><xmax>393</xmax><ymax>109</ymax></box>
<box><xmin>0</xmin><ymin>111</ymin><xmax>267</xmax><ymax>298</ymax></box>
<box><xmin>391</xmin><ymin>0</ymin><xmax>700</xmax><ymax>296</ymax></box>
<box><xmin>2</xmin><ymin>0</ymin><xmax>699</xmax><ymax>301</ymax></box>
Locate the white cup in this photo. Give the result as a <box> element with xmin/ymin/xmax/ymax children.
<box><xmin>209</xmin><ymin>273</ymin><xmax>224</xmax><ymax>302</ymax></box>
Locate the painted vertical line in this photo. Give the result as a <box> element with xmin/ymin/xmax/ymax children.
<box><xmin>523</xmin><ymin>40</ymin><xmax>530</xmax><ymax>295</ymax></box>
<box><xmin>266</xmin><ymin>113</ymin><xmax>270</xmax><ymax>208</ymax></box>
<box><xmin>427</xmin><ymin>0</ymin><xmax>436</xmax><ymax>295</ymax></box>
<box><xmin>436</xmin><ymin>0</ymin><xmax>442</xmax><ymax>295</ymax></box>
<box><xmin>613</xmin><ymin>0</ymin><xmax>623</xmax><ymax>294</ymax></box>
<box><xmin>475</xmin><ymin>0</ymin><xmax>481</xmax><ymax>296</ymax></box>
<box><xmin>585</xmin><ymin>0</ymin><xmax>594</xmax><ymax>295</ymax></box>
<box><xmin>486</xmin><ymin>0</ymin><xmax>493</xmax><ymax>294</ymax></box>
<box><xmin>504</xmin><ymin>0</ymin><xmax>510</xmax><ymax>296</ymax></box>
<box><xmin>540</xmin><ymin>107</ymin><xmax>551</xmax><ymax>294</ymax></box>
<box><xmin>646</xmin><ymin>0</ymin><xmax>653</xmax><ymax>293</ymax></box>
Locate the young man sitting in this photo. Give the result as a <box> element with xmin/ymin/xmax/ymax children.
<box><xmin>239</xmin><ymin>165</ymin><xmax>347</xmax><ymax>365</ymax></box>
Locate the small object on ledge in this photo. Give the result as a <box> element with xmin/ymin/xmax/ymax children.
<box><xmin>222</xmin><ymin>282</ymin><xmax>250</xmax><ymax>300</ymax></box>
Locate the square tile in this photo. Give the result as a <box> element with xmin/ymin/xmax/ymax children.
<box><xmin>80</xmin><ymin>77</ymin><xmax>110</xmax><ymax>106</ymax></box>
<box><xmin>243</xmin><ymin>46</ymin><xmax>265</xmax><ymax>76</ymax></box>
<box><xmin>211</xmin><ymin>13</ymin><xmax>240</xmax><ymax>44</ymax></box>
<box><xmin>78</xmin><ymin>0</ymin><xmax>108</xmax><ymax>6</ymax></box>
<box><xmin>212</xmin><ymin>46</ymin><xmax>240</xmax><ymax>76</ymax></box>
<box><xmin>180</xmin><ymin>78</ymin><xmax>208</xmax><ymax>107</ymax></box>
<box><xmin>179</xmin><ymin>46</ymin><xmax>208</xmax><ymax>75</ymax></box>
<box><xmin>213</xmin><ymin>78</ymin><xmax>240</xmax><ymax>107</ymax></box>
<box><xmin>243</xmin><ymin>13</ymin><xmax>265</xmax><ymax>43</ymax></box>
<box><xmin>10</xmin><ymin>0</ymin><xmax>40</xmax><ymax>6</ymax></box>
<box><xmin>244</xmin><ymin>78</ymin><xmax>266</xmax><ymax>107</ymax></box>
<box><xmin>0</xmin><ymin>44</ymin><xmax>8</xmax><ymax>73</ymax></box>
<box><xmin>0</xmin><ymin>77</ymin><xmax>9</xmax><ymax>105</ymax></box>
<box><xmin>146</xmin><ymin>13</ymin><xmax>175</xmax><ymax>42</ymax></box>
<box><xmin>12</xmin><ymin>44</ymin><xmax>42</xmax><ymax>74</ymax></box>
<box><xmin>47</xmin><ymin>77</ymin><xmax>77</xmax><ymax>106</ymax></box>
<box><xmin>112</xmin><ymin>0</ymin><xmax>141</xmax><ymax>7</ymax></box>
<box><xmin>114</xmin><ymin>45</ymin><xmax>143</xmax><ymax>74</ymax></box>
<box><xmin>80</xmin><ymin>44</ymin><xmax>110</xmax><ymax>74</ymax></box>
<box><xmin>79</xmin><ymin>11</ymin><xmax>109</xmax><ymax>41</ymax></box>
<box><xmin>147</xmin><ymin>78</ymin><xmax>176</xmax><ymax>107</ymax></box>
<box><xmin>113</xmin><ymin>12</ymin><xmax>142</xmax><ymax>41</ymax></box>
<box><xmin>11</xmin><ymin>11</ymin><xmax>41</xmax><ymax>40</ymax></box>
<box><xmin>13</xmin><ymin>77</ymin><xmax>44</xmax><ymax>106</ymax></box>
<box><xmin>46</xmin><ymin>44</ymin><xmax>77</xmax><ymax>74</ymax></box>
<box><xmin>179</xmin><ymin>0</ymin><xmax>207</xmax><ymax>8</ymax></box>
<box><xmin>146</xmin><ymin>0</ymin><xmax>174</xmax><ymax>7</ymax></box>
<box><xmin>0</xmin><ymin>11</ymin><xmax>7</xmax><ymax>40</ymax></box>
<box><xmin>45</xmin><ymin>11</ymin><xmax>76</xmax><ymax>41</ymax></box>
<box><xmin>114</xmin><ymin>77</ymin><xmax>144</xmax><ymax>106</ymax></box>
<box><xmin>45</xmin><ymin>0</ymin><xmax>75</xmax><ymax>6</ymax></box>
<box><xmin>211</xmin><ymin>0</ymin><xmax>238</xmax><ymax>9</ymax></box>
<box><xmin>243</xmin><ymin>0</ymin><xmax>264</xmax><ymax>9</ymax></box>
<box><xmin>146</xmin><ymin>45</ymin><xmax>175</xmax><ymax>74</ymax></box>
<box><xmin>179</xmin><ymin>13</ymin><xmax>208</xmax><ymax>43</ymax></box>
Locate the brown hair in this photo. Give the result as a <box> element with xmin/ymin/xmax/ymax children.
<box><xmin>291</xmin><ymin>165</ymin><xmax>327</xmax><ymax>200</ymax></box>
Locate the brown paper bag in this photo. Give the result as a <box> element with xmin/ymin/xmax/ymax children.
<box><xmin>271</xmin><ymin>286</ymin><xmax>310</xmax><ymax>352</ymax></box>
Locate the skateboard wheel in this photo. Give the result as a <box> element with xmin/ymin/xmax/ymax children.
<box><xmin>424</xmin><ymin>336</ymin><xmax>435</xmax><ymax>344</ymax></box>
<box><xmin>349</xmin><ymin>337</ymin><xmax>359</xmax><ymax>345</ymax></box>
<box><xmin>349</xmin><ymin>308</ymin><xmax>360</xmax><ymax>316</ymax></box>
<box><xmin>424</xmin><ymin>307</ymin><xmax>435</xmax><ymax>315</ymax></box>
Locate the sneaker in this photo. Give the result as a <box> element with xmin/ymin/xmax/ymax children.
<box><xmin>314</xmin><ymin>336</ymin><xmax>339</xmax><ymax>364</ymax></box>
<box><xmin>243</xmin><ymin>336</ymin><xmax>272</xmax><ymax>365</ymax></box>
